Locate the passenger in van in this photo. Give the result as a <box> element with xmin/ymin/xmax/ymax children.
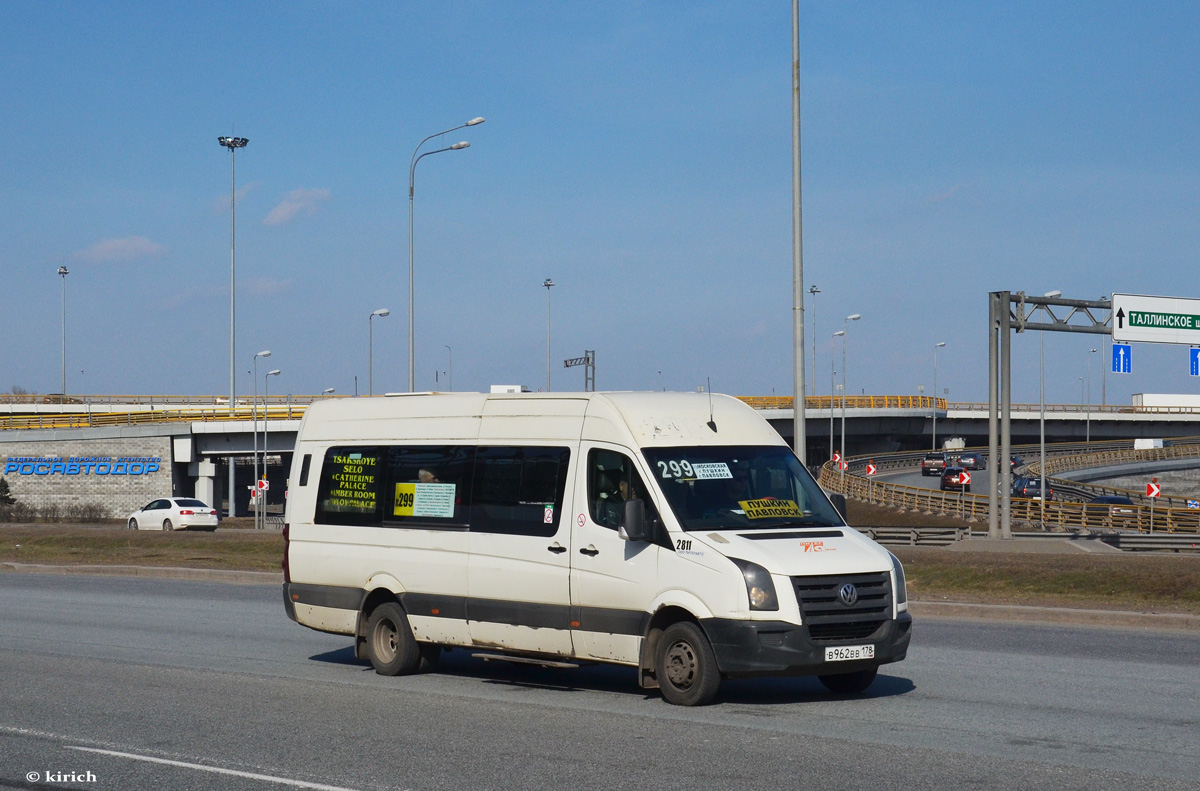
<box><xmin>418</xmin><ymin>469</ymin><xmax>439</xmax><ymax>483</ymax></box>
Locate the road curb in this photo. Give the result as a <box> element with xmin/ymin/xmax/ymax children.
<box><xmin>0</xmin><ymin>562</ymin><xmax>280</xmax><ymax>585</ymax></box>
<box><xmin>910</xmin><ymin>600</ymin><xmax>1200</xmax><ymax>632</ymax></box>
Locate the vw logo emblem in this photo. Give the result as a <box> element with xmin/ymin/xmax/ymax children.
<box><xmin>838</xmin><ymin>583</ymin><xmax>859</xmax><ymax>607</ymax></box>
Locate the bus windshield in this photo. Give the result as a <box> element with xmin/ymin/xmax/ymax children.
<box><xmin>640</xmin><ymin>445</ymin><xmax>844</xmax><ymax>531</ymax></box>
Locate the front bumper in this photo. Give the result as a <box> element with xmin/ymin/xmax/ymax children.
<box><xmin>700</xmin><ymin>612</ymin><xmax>912</xmax><ymax>677</ymax></box>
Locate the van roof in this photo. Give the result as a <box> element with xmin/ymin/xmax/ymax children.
<box><xmin>298</xmin><ymin>391</ymin><xmax>786</xmax><ymax>447</ymax></box>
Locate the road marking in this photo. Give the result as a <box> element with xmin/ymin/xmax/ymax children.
<box><xmin>66</xmin><ymin>746</ymin><xmax>380</xmax><ymax>791</ymax></box>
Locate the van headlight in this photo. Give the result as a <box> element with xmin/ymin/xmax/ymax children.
<box><xmin>890</xmin><ymin>552</ymin><xmax>908</xmax><ymax>612</ymax></box>
<box><xmin>730</xmin><ymin>558</ymin><xmax>779</xmax><ymax>611</ymax></box>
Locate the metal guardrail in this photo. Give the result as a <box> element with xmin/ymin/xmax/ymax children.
<box><xmin>822</xmin><ymin>440</ymin><xmax>1200</xmax><ymax>535</ymax></box>
<box><xmin>860</xmin><ymin>527</ymin><xmax>1199</xmax><ymax>552</ymax></box>
<box><xmin>1098</xmin><ymin>533</ymin><xmax>1200</xmax><ymax>552</ymax></box>
<box><xmin>859</xmin><ymin>526</ymin><xmax>966</xmax><ymax>546</ymax></box>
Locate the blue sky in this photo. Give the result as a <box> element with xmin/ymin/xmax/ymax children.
<box><xmin>3</xmin><ymin>1</ymin><xmax>1199</xmax><ymax>405</ymax></box>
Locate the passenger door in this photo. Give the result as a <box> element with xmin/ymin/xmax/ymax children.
<box><xmin>466</xmin><ymin>445</ymin><xmax>575</xmax><ymax>656</ymax></box>
<box><xmin>569</xmin><ymin>444</ymin><xmax>663</xmax><ymax>664</ymax></box>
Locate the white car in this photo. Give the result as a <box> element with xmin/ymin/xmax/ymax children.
<box><xmin>127</xmin><ymin>498</ymin><xmax>219</xmax><ymax>531</ymax></box>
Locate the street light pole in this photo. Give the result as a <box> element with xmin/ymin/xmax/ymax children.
<box><xmin>840</xmin><ymin>314</ymin><xmax>861</xmax><ymax>485</ymax></box>
<box><xmin>831</xmin><ymin>331</ymin><xmax>843</xmax><ymax>462</ymax></box>
<box><xmin>408</xmin><ymin>117</ymin><xmax>484</xmax><ymax>393</ymax></box>
<box><xmin>543</xmin><ymin>278</ymin><xmax>555</xmax><ymax>391</ymax></box>
<box><xmin>444</xmin><ymin>345</ymin><xmax>453</xmax><ymax>391</ymax></box>
<box><xmin>252</xmin><ymin>350</ymin><xmax>270</xmax><ymax>530</ymax></box>
<box><xmin>791</xmin><ymin>0</ymin><xmax>807</xmax><ymax>464</ymax></box>
<box><xmin>263</xmin><ymin>369</ymin><xmax>280</xmax><ymax>529</ymax></box>
<box><xmin>57</xmin><ymin>266</ymin><xmax>69</xmax><ymax>401</ymax></box>
<box><xmin>808</xmin><ymin>285</ymin><xmax>820</xmax><ymax>398</ymax></box>
<box><xmin>1087</xmin><ymin>348</ymin><xmax>1096</xmax><ymax>445</ymax></box>
<box><xmin>1040</xmin><ymin>290</ymin><xmax>1060</xmax><ymax>508</ymax></box>
<box><xmin>219</xmin><ymin>135</ymin><xmax>248</xmax><ymax>518</ymax></box>
<box><xmin>932</xmin><ymin>341</ymin><xmax>946</xmax><ymax>450</ymax></box>
<box><xmin>369</xmin><ymin>309</ymin><xmax>390</xmax><ymax>396</ymax></box>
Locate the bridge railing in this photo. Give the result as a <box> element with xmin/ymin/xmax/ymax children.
<box><xmin>738</xmin><ymin>395</ymin><xmax>946</xmax><ymax>410</ymax></box>
<box><xmin>1024</xmin><ymin>443</ymin><xmax>1200</xmax><ymax>508</ymax></box>
<box><xmin>0</xmin><ymin>405</ymin><xmax>310</xmax><ymax>431</ymax></box>
<box><xmin>820</xmin><ymin>441</ymin><xmax>1200</xmax><ymax>535</ymax></box>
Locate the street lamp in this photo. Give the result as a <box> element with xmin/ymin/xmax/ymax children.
<box><xmin>219</xmin><ymin>134</ymin><xmax>249</xmax><ymax>518</ymax></box>
<box><xmin>408</xmin><ymin>117</ymin><xmax>484</xmax><ymax>392</ymax></box>
<box><xmin>57</xmin><ymin>266</ymin><xmax>69</xmax><ymax>402</ymax></box>
<box><xmin>369</xmin><ymin>308</ymin><xmax>390</xmax><ymax>396</ymax></box>
<box><xmin>252</xmin><ymin>349</ymin><xmax>271</xmax><ymax>522</ymax></box>
<box><xmin>322</xmin><ymin>388</ymin><xmax>335</xmax><ymax>395</ymax></box>
<box><xmin>543</xmin><ymin>278</ymin><xmax>555</xmax><ymax>391</ymax></box>
<box><xmin>808</xmin><ymin>285</ymin><xmax>820</xmax><ymax>399</ymax></box>
<box><xmin>1088</xmin><ymin>348</ymin><xmax>1097</xmax><ymax>445</ymax></box>
<box><xmin>841</xmin><ymin>314</ymin><xmax>861</xmax><ymax>484</ymax></box>
<box><xmin>262</xmin><ymin>368</ymin><xmax>281</xmax><ymax>530</ymax></box>
<box><xmin>444</xmin><ymin>345</ymin><xmax>453</xmax><ymax>391</ymax></box>
<box><xmin>1040</xmin><ymin>290</ymin><xmax>1061</xmax><ymax>508</ymax></box>
<box><xmin>831</xmin><ymin>331</ymin><xmax>843</xmax><ymax>461</ymax></box>
<box><xmin>932</xmin><ymin>342</ymin><xmax>946</xmax><ymax>450</ymax></box>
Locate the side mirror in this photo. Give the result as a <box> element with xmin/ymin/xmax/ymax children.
<box><xmin>829</xmin><ymin>493</ymin><xmax>848</xmax><ymax>523</ymax></box>
<box><xmin>619</xmin><ymin>498</ymin><xmax>650</xmax><ymax>542</ymax></box>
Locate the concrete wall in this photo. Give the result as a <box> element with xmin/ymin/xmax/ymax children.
<box><xmin>1</xmin><ymin>436</ymin><xmax>173</xmax><ymax>518</ymax></box>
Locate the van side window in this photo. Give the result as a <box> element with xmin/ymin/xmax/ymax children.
<box><xmin>470</xmin><ymin>446</ymin><xmax>570</xmax><ymax>537</ymax></box>
<box><xmin>382</xmin><ymin>446</ymin><xmax>474</xmax><ymax>528</ymax></box>
<box><xmin>298</xmin><ymin>454</ymin><xmax>312</xmax><ymax>487</ymax></box>
<box><xmin>588</xmin><ymin>449</ymin><xmax>659</xmax><ymax>530</ymax></box>
<box><xmin>314</xmin><ymin>447</ymin><xmax>385</xmax><ymax>526</ymax></box>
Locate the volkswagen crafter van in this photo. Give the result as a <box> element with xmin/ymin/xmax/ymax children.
<box><xmin>282</xmin><ymin>391</ymin><xmax>910</xmax><ymax>706</ymax></box>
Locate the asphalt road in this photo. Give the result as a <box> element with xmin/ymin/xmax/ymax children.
<box><xmin>1</xmin><ymin>573</ymin><xmax>1198</xmax><ymax>791</ymax></box>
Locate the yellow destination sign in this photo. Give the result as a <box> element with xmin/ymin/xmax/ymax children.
<box><xmin>739</xmin><ymin>498</ymin><xmax>804</xmax><ymax>519</ymax></box>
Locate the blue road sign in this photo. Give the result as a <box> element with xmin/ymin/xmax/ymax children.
<box><xmin>1112</xmin><ymin>344</ymin><xmax>1132</xmax><ymax>374</ymax></box>
<box><xmin>1191</xmin><ymin>348</ymin><xmax>1200</xmax><ymax>377</ymax></box>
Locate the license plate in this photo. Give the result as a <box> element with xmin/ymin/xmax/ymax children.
<box><xmin>825</xmin><ymin>644</ymin><xmax>875</xmax><ymax>662</ymax></box>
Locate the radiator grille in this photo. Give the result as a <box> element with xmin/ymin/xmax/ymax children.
<box><xmin>792</xmin><ymin>571</ymin><xmax>891</xmax><ymax>644</ymax></box>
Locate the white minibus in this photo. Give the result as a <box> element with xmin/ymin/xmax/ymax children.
<box><xmin>282</xmin><ymin>391</ymin><xmax>910</xmax><ymax>705</ymax></box>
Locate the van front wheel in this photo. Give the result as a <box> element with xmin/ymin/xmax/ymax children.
<box><xmin>657</xmin><ymin>622</ymin><xmax>720</xmax><ymax>706</ymax></box>
<box><xmin>365</xmin><ymin>602</ymin><xmax>420</xmax><ymax>676</ymax></box>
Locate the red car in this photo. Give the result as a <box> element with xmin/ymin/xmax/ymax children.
<box><xmin>940</xmin><ymin>466</ymin><xmax>972</xmax><ymax>493</ymax></box>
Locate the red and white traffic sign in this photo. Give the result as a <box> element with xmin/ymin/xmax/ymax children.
<box><xmin>866</xmin><ymin>463</ymin><xmax>878</xmax><ymax>476</ymax></box>
<box><xmin>258</xmin><ymin>479</ymin><xmax>270</xmax><ymax>491</ymax></box>
<box><xmin>832</xmin><ymin>452</ymin><xmax>841</xmax><ymax>463</ymax></box>
<box><xmin>837</xmin><ymin>460</ymin><xmax>848</xmax><ymax>471</ymax></box>
<box><xmin>959</xmin><ymin>471</ymin><xmax>971</xmax><ymax>486</ymax></box>
<box><xmin>1147</xmin><ymin>482</ymin><xmax>1161</xmax><ymax>497</ymax></box>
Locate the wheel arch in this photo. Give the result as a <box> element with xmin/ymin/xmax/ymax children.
<box><xmin>355</xmin><ymin>577</ymin><xmax>406</xmax><ymax>660</ymax></box>
<box><xmin>638</xmin><ymin>604</ymin><xmax>704</xmax><ymax>690</ymax></box>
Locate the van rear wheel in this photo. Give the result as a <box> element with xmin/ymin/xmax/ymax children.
<box><xmin>818</xmin><ymin>666</ymin><xmax>878</xmax><ymax>694</ymax></box>
<box><xmin>657</xmin><ymin>622</ymin><xmax>720</xmax><ymax>706</ymax></box>
<box><xmin>365</xmin><ymin>602</ymin><xmax>421</xmax><ymax>676</ymax></box>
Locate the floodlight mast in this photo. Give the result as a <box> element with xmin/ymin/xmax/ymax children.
<box><xmin>218</xmin><ymin>134</ymin><xmax>249</xmax><ymax>518</ymax></box>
